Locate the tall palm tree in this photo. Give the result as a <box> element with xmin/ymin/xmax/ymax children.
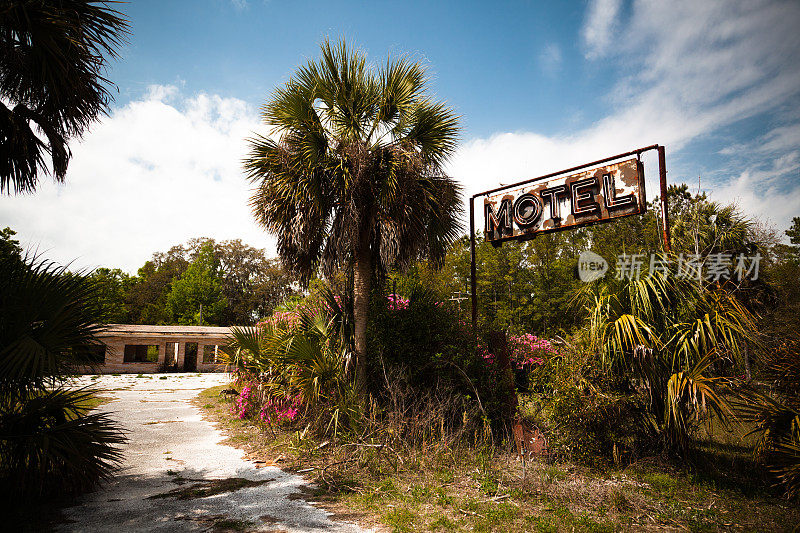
<box><xmin>0</xmin><ymin>0</ymin><xmax>129</xmax><ymax>194</ymax></box>
<box><xmin>244</xmin><ymin>39</ymin><xmax>463</xmax><ymax>389</ymax></box>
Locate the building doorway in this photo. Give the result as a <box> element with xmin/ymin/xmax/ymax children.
<box><xmin>164</xmin><ymin>342</ymin><xmax>179</xmax><ymax>371</ymax></box>
<box><xmin>184</xmin><ymin>342</ymin><xmax>198</xmax><ymax>372</ymax></box>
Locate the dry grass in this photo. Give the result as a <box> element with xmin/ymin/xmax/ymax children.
<box><xmin>197</xmin><ymin>385</ymin><xmax>800</xmax><ymax>532</ymax></box>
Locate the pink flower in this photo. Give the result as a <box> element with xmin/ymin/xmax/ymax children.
<box><xmin>387</xmin><ymin>294</ymin><xmax>410</xmax><ymax>310</ymax></box>
<box><xmin>508</xmin><ymin>333</ymin><xmax>556</xmax><ymax>368</ymax></box>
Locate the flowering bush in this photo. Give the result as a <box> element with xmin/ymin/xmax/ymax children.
<box><xmin>259</xmin><ymin>395</ymin><xmax>303</xmax><ymax>425</ymax></box>
<box><xmin>508</xmin><ymin>333</ymin><xmax>556</xmax><ymax>369</ymax></box>
<box><xmin>231</xmin><ymin>384</ymin><xmax>304</xmax><ymax>426</ymax></box>
<box><xmin>387</xmin><ymin>293</ymin><xmax>410</xmax><ymax>310</ymax></box>
<box><xmin>232</xmin><ymin>384</ymin><xmax>256</xmax><ymax>419</ymax></box>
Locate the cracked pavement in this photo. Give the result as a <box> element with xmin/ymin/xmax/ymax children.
<box><xmin>58</xmin><ymin>373</ymin><xmax>368</xmax><ymax>532</ymax></box>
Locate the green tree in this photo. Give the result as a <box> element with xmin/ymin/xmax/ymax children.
<box><xmin>164</xmin><ymin>243</ymin><xmax>227</xmax><ymax>325</ymax></box>
<box><xmin>244</xmin><ymin>40</ymin><xmax>462</xmax><ymax>387</ymax></box>
<box><xmin>185</xmin><ymin>238</ymin><xmax>295</xmax><ymax>324</ymax></box>
<box><xmin>125</xmin><ymin>246</ymin><xmax>189</xmax><ymax>324</ymax></box>
<box><xmin>785</xmin><ymin>216</ymin><xmax>800</xmax><ymax>247</ymax></box>
<box><xmin>86</xmin><ymin>267</ymin><xmax>132</xmax><ymax>323</ymax></box>
<box><xmin>0</xmin><ymin>226</ymin><xmax>22</xmax><ymax>260</ymax></box>
<box><xmin>0</xmin><ymin>0</ymin><xmax>129</xmax><ymax>194</ymax></box>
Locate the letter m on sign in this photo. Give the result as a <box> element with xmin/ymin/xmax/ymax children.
<box><xmin>485</xmin><ymin>198</ymin><xmax>512</xmax><ymax>241</ymax></box>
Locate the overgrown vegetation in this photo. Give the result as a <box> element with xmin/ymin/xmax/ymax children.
<box><xmin>223</xmin><ymin>282</ymin><xmax>503</xmax><ymax>447</ymax></box>
<box><xmin>202</xmin><ymin>42</ymin><xmax>800</xmax><ymax>533</ymax></box>
<box><xmin>0</xmin><ymin>232</ymin><xmax>125</xmax><ymax>510</ymax></box>
<box><xmin>200</xmin><ymin>383</ymin><xmax>800</xmax><ymax>531</ymax></box>
<box><xmin>213</xmin><ymin>195</ymin><xmax>800</xmax><ymax>533</ymax></box>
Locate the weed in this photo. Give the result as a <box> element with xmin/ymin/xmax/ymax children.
<box><xmin>384</xmin><ymin>507</ymin><xmax>415</xmax><ymax>532</ymax></box>
<box><xmin>436</xmin><ymin>466</ymin><xmax>454</xmax><ymax>484</ymax></box>
<box><xmin>428</xmin><ymin>514</ymin><xmax>456</xmax><ymax>530</ymax></box>
<box><xmin>526</xmin><ymin>514</ymin><xmax>558</xmax><ymax>533</ymax></box>
<box><xmin>433</xmin><ymin>487</ymin><xmax>452</xmax><ymax>507</ymax></box>
<box><xmin>643</xmin><ymin>472</ymin><xmax>679</xmax><ymax>495</ymax></box>
<box><xmin>605</xmin><ymin>488</ymin><xmax>632</xmax><ymax>513</ymax></box>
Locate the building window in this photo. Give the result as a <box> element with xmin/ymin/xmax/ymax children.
<box><xmin>74</xmin><ymin>345</ymin><xmax>106</xmax><ymax>364</ymax></box>
<box><xmin>202</xmin><ymin>344</ymin><xmax>218</xmax><ymax>364</ymax></box>
<box><xmin>124</xmin><ymin>344</ymin><xmax>159</xmax><ymax>363</ymax></box>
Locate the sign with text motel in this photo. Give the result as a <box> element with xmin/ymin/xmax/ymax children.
<box><xmin>484</xmin><ymin>158</ymin><xmax>646</xmax><ymax>244</ymax></box>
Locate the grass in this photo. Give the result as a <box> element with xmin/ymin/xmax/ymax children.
<box><xmin>196</xmin><ymin>385</ymin><xmax>800</xmax><ymax>532</ymax></box>
<box><xmin>76</xmin><ymin>392</ymin><xmax>114</xmax><ymax>410</ymax></box>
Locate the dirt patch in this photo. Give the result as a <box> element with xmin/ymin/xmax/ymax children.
<box><xmin>147</xmin><ymin>476</ymin><xmax>275</xmax><ymax>501</ymax></box>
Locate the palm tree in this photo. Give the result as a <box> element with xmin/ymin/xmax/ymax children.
<box><xmin>0</xmin><ymin>0</ymin><xmax>129</xmax><ymax>194</ymax></box>
<box><xmin>244</xmin><ymin>40</ymin><xmax>463</xmax><ymax>388</ymax></box>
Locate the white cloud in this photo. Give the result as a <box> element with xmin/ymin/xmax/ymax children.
<box><xmin>450</xmin><ymin>0</ymin><xmax>800</xmax><ymax>236</ymax></box>
<box><xmin>0</xmin><ymin>85</ymin><xmax>275</xmax><ymax>273</ymax></box>
<box><xmin>3</xmin><ymin>0</ymin><xmax>800</xmax><ymax>274</ymax></box>
<box><xmin>582</xmin><ymin>0</ymin><xmax>623</xmax><ymax>59</ymax></box>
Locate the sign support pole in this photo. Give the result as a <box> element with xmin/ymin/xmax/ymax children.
<box><xmin>469</xmin><ymin>197</ymin><xmax>478</xmax><ymax>332</ymax></box>
<box><xmin>657</xmin><ymin>145</ymin><xmax>672</xmax><ymax>252</ymax></box>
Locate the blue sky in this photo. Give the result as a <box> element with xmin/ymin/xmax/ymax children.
<box><xmin>114</xmin><ymin>1</ymin><xmax>597</xmax><ymax>138</ymax></box>
<box><xmin>3</xmin><ymin>0</ymin><xmax>799</xmax><ymax>272</ymax></box>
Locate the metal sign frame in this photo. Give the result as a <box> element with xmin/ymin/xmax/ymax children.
<box><xmin>483</xmin><ymin>157</ymin><xmax>647</xmax><ymax>244</ymax></box>
<box><xmin>468</xmin><ymin>144</ymin><xmax>671</xmax><ymax>330</ymax></box>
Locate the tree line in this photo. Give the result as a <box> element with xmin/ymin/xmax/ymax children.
<box><xmin>85</xmin><ymin>237</ymin><xmax>296</xmax><ymax>326</ymax></box>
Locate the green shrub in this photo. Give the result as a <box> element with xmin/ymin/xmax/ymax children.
<box><xmin>366</xmin><ymin>279</ymin><xmax>511</xmax><ymax>437</ymax></box>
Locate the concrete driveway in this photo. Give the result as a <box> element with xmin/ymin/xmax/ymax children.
<box><xmin>59</xmin><ymin>374</ymin><xmax>367</xmax><ymax>533</ymax></box>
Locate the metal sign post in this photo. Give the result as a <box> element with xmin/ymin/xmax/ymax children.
<box><xmin>469</xmin><ymin>144</ymin><xmax>671</xmax><ymax>331</ymax></box>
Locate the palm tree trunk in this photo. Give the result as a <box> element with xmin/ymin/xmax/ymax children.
<box><xmin>353</xmin><ymin>238</ymin><xmax>372</xmax><ymax>392</ymax></box>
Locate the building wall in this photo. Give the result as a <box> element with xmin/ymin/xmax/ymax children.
<box><xmin>89</xmin><ymin>334</ymin><xmax>229</xmax><ymax>374</ymax></box>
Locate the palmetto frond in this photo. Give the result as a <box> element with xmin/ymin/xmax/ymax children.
<box><xmin>223</xmin><ymin>305</ymin><xmax>351</xmax><ymax>408</ymax></box>
<box><xmin>0</xmin><ymin>253</ymin><xmax>125</xmax><ymax>498</ymax></box>
<box><xmin>0</xmin><ymin>253</ymin><xmax>105</xmax><ymax>402</ymax></box>
<box><xmin>585</xmin><ymin>266</ymin><xmax>757</xmax><ymax>455</ymax></box>
<box><xmin>736</xmin><ymin>340</ymin><xmax>800</xmax><ymax>498</ymax></box>
<box><xmin>0</xmin><ymin>387</ymin><xmax>125</xmax><ymax>498</ymax></box>
<box><xmin>0</xmin><ymin>0</ymin><xmax>130</xmax><ymax>193</ymax></box>
<box><xmin>664</xmin><ymin>353</ymin><xmax>733</xmax><ymax>453</ymax></box>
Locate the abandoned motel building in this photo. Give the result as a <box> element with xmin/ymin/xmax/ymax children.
<box><xmin>80</xmin><ymin>324</ymin><xmax>233</xmax><ymax>373</ymax></box>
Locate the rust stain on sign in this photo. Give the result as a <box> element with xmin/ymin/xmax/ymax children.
<box><xmin>484</xmin><ymin>158</ymin><xmax>646</xmax><ymax>243</ymax></box>
<box><xmin>512</xmin><ymin>420</ymin><xmax>549</xmax><ymax>459</ymax></box>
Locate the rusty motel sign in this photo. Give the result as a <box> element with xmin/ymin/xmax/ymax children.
<box><xmin>483</xmin><ymin>157</ymin><xmax>646</xmax><ymax>244</ymax></box>
<box><xmin>468</xmin><ymin>145</ymin><xmax>672</xmax><ymax>329</ymax></box>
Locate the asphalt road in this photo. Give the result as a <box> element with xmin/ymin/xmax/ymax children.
<box><xmin>58</xmin><ymin>373</ymin><xmax>367</xmax><ymax>533</ymax></box>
